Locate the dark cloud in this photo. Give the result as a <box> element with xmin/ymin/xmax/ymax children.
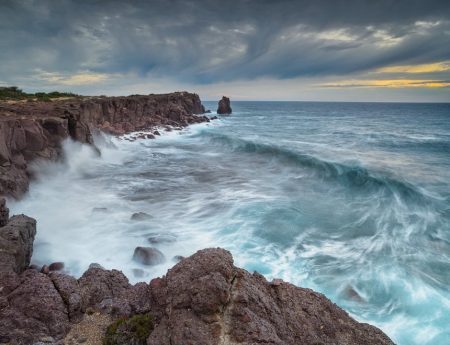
<box><xmin>0</xmin><ymin>0</ymin><xmax>450</xmax><ymax>86</ymax></box>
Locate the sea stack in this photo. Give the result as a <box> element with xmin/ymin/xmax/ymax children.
<box><xmin>217</xmin><ymin>96</ymin><xmax>232</xmax><ymax>114</ymax></box>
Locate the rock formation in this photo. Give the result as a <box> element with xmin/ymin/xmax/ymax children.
<box><xmin>0</xmin><ymin>93</ymin><xmax>395</xmax><ymax>345</ymax></box>
<box><xmin>0</xmin><ymin>92</ymin><xmax>209</xmax><ymax>198</ymax></box>
<box><xmin>0</xmin><ymin>240</ymin><xmax>395</xmax><ymax>344</ymax></box>
<box><xmin>217</xmin><ymin>96</ymin><xmax>232</xmax><ymax>114</ymax></box>
<box><xmin>0</xmin><ymin>206</ymin><xmax>36</xmax><ymax>274</ymax></box>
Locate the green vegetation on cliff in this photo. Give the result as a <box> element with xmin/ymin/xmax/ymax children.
<box><xmin>0</xmin><ymin>86</ymin><xmax>80</xmax><ymax>101</ymax></box>
<box><xmin>103</xmin><ymin>313</ymin><xmax>154</xmax><ymax>345</ymax></box>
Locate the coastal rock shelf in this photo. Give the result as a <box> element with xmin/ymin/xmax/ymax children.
<box><xmin>0</xmin><ymin>92</ymin><xmax>209</xmax><ymax>198</ymax></box>
<box><xmin>0</xmin><ymin>226</ymin><xmax>394</xmax><ymax>345</ymax></box>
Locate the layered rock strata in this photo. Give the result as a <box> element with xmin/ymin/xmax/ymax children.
<box><xmin>0</xmin><ymin>92</ymin><xmax>209</xmax><ymax>198</ymax></box>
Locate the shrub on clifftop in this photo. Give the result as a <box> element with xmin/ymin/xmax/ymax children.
<box><xmin>103</xmin><ymin>313</ymin><xmax>154</xmax><ymax>345</ymax></box>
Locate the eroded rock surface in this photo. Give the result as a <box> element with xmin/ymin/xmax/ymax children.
<box><xmin>0</xmin><ymin>245</ymin><xmax>395</xmax><ymax>345</ymax></box>
<box><xmin>0</xmin><ymin>214</ymin><xmax>36</xmax><ymax>274</ymax></box>
<box><xmin>217</xmin><ymin>96</ymin><xmax>232</xmax><ymax>114</ymax></box>
<box><xmin>0</xmin><ymin>92</ymin><xmax>209</xmax><ymax>198</ymax></box>
<box><xmin>147</xmin><ymin>248</ymin><xmax>394</xmax><ymax>345</ymax></box>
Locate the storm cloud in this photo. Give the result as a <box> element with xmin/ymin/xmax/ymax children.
<box><xmin>1</xmin><ymin>0</ymin><xmax>449</xmax><ymax>100</ymax></box>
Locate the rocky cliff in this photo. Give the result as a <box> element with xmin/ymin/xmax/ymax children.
<box><xmin>0</xmin><ymin>219</ymin><xmax>395</xmax><ymax>345</ymax></box>
<box><xmin>217</xmin><ymin>96</ymin><xmax>232</xmax><ymax>114</ymax></box>
<box><xmin>0</xmin><ymin>92</ymin><xmax>208</xmax><ymax>198</ymax></box>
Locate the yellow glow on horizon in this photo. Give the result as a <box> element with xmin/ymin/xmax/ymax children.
<box><xmin>376</xmin><ymin>62</ymin><xmax>450</xmax><ymax>74</ymax></box>
<box><xmin>35</xmin><ymin>69</ymin><xmax>110</xmax><ymax>85</ymax></box>
<box><xmin>59</xmin><ymin>73</ymin><xmax>109</xmax><ymax>85</ymax></box>
<box><xmin>322</xmin><ymin>79</ymin><xmax>450</xmax><ymax>88</ymax></box>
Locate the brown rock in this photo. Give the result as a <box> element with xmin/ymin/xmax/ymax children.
<box><xmin>0</xmin><ymin>198</ymin><xmax>9</xmax><ymax>227</ymax></box>
<box><xmin>130</xmin><ymin>212</ymin><xmax>153</xmax><ymax>221</ymax></box>
<box><xmin>217</xmin><ymin>96</ymin><xmax>232</xmax><ymax>114</ymax></box>
<box><xmin>0</xmin><ymin>92</ymin><xmax>209</xmax><ymax>198</ymax></box>
<box><xmin>132</xmin><ymin>247</ymin><xmax>165</xmax><ymax>266</ymax></box>
<box><xmin>0</xmin><ymin>269</ymin><xmax>70</xmax><ymax>344</ymax></box>
<box><xmin>147</xmin><ymin>248</ymin><xmax>394</xmax><ymax>345</ymax></box>
<box><xmin>49</xmin><ymin>272</ymin><xmax>83</xmax><ymax>322</ymax></box>
<box><xmin>0</xmin><ymin>214</ymin><xmax>36</xmax><ymax>274</ymax></box>
<box><xmin>49</xmin><ymin>261</ymin><xmax>65</xmax><ymax>271</ymax></box>
<box><xmin>40</xmin><ymin>265</ymin><xmax>50</xmax><ymax>274</ymax></box>
<box><xmin>78</xmin><ymin>265</ymin><xmax>130</xmax><ymax>312</ymax></box>
<box><xmin>147</xmin><ymin>233</ymin><xmax>176</xmax><ymax>244</ymax></box>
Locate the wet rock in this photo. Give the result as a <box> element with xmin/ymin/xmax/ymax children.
<box><xmin>40</xmin><ymin>264</ymin><xmax>50</xmax><ymax>274</ymax></box>
<box><xmin>210</xmin><ymin>115</ymin><xmax>218</xmax><ymax>120</ymax></box>
<box><xmin>130</xmin><ymin>212</ymin><xmax>153</xmax><ymax>221</ymax></box>
<box><xmin>146</xmin><ymin>134</ymin><xmax>156</xmax><ymax>139</ymax></box>
<box><xmin>49</xmin><ymin>261</ymin><xmax>65</xmax><ymax>271</ymax></box>
<box><xmin>1</xmin><ymin>92</ymin><xmax>208</xmax><ymax>198</ymax></box>
<box><xmin>205</xmin><ymin>109</ymin><xmax>211</xmax><ymax>113</ymax></box>
<box><xmin>147</xmin><ymin>233</ymin><xmax>176</xmax><ymax>244</ymax></box>
<box><xmin>132</xmin><ymin>268</ymin><xmax>145</xmax><ymax>278</ymax></box>
<box><xmin>92</xmin><ymin>207</ymin><xmax>108</xmax><ymax>213</ymax></box>
<box><xmin>153</xmin><ymin>130</ymin><xmax>161</xmax><ymax>136</ymax></box>
<box><xmin>217</xmin><ymin>96</ymin><xmax>232</xmax><ymax>114</ymax></box>
<box><xmin>342</xmin><ymin>284</ymin><xmax>366</xmax><ymax>303</ymax></box>
<box><xmin>132</xmin><ymin>247</ymin><xmax>165</xmax><ymax>266</ymax></box>
<box><xmin>173</xmin><ymin>255</ymin><xmax>185</xmax><ymax>262</ymax></box>
<box><xmin>0</xmin><ymin>214</ymin><xmax>36</xmax><ymax>274</ymax></box>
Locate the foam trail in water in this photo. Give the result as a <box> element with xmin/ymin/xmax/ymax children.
<box><xmin>9</xmin><ymin>101</ymin><xmax>450</xmax><ymax>345</ymax></box>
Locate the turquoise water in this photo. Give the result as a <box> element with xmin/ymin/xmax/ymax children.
<box><xmin>10</xmin><ymin>101</ymin><xmax>450</xmax><ymax>344</ymax></box>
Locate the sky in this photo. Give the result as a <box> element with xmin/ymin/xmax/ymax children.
<box><xmin>1</xmin><ymin>0</ymin><xmax>450</xmax><ymax>102</ymax></box>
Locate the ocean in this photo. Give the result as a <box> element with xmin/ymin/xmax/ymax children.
<box><xmin>9</xmin><ymin>101</ymin><xmax>450</xmax><ymax>345</ymax></box>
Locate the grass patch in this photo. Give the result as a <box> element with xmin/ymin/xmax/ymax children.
<box><xmin>103</xmin><ymin>313</ymin><xmax>154</xmax><ymax>345</ymax></box>
<box><xmin>0</xmin><ymin>86</ymin><xmax>80</xmax><ymax>101</ymax></box>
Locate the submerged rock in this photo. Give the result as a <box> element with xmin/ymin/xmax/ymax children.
<box><xmin>172</xmin><ymin>255</ymin><xmax>185</xmax><ymax>262</ymax></box>
<box><xmin>92</xmin><ymin>207</ymin><xmax>108</xmax><ymax>213</ymax></box>
<box><xmin>147</xmin><ymin>233</ymin><xmax>176</xmax><ymax>244</ymax></box>
<box><xmin>130</xmin><ymin>212</ymin><xmax>153</xmax><ymax>221</ymax></box>
<box><xmin>132</xmin><ymin>247</ymin><xmax>165</xmax><ymax>266</ymax></box>
<box><xmin>217</xmin><ymin>96</ymin><xmax>232</xmax><ymax>114</ymax></box>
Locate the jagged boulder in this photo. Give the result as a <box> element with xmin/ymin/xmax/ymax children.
<box><xmin>146</xmin><ymin>248</ymin><xmax>394</xmax><ymax>345</ymax></box>
<box><xmin>217</xmin><ymin>96</ymin><xmax>232</xmax><ymax>114</ymax></box>
<box><xmin>0</xmin><ymin>269</ymin><xmax>70</xmax><ymax>344</ymax></box>
<box><xmin>0</xmin><ymin>214</ymin><xmax>36</xmax><ymax>274</ymax></box>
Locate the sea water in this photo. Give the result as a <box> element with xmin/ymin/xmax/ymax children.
<box><xmin>9</xmin><ymin>101</ymin><xmax>450</xmax><ymax>345</ymax></box>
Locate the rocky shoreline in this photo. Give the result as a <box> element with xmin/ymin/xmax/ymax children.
<box><xmin>0</xmin><ymin>92</ymin><xmax>209</xmax><ymax>198</ymax></box>
<box><xmin>0</xmin><ymin>92</ymin><xmax>395</xmax><ymax>344</ymax></box>
<box><xmin>0</xmin><ymin>208</ymin><xmax>394</xmax><ymax>345</ymax></box>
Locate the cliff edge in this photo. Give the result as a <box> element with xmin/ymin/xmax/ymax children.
<box><xmin>0</xmin><ymin>226</ymin><xmax>394</xmax><ymax>345</ymax></box>
<box><xmin>0</xmin><ymin>92</ymin><xmax>208</xmax><ymax>198</ymax></box>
